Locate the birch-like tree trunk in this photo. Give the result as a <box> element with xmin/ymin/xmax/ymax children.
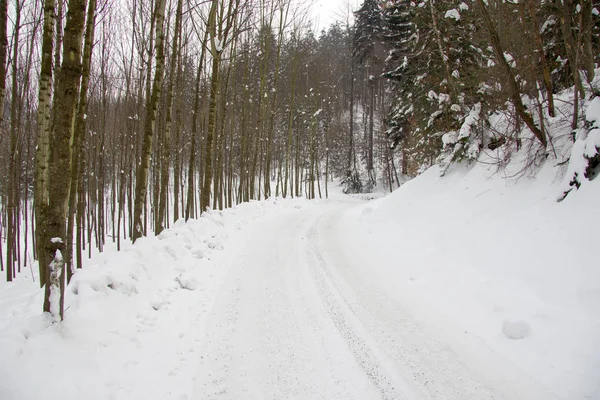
<box><xmin>131</xmin><ymin>0</ymin><xmax>167</xmax><ymax>242</ymax></box>
<box><xmin>0</xmin><ymin>0</ymin><xmax>8</xmax><ymax>118</ymax></box>
<box><xmin>66</xmin><ymin>0</ymin><xmax>96</xmax><ymax>283</ymax></box>
<box><xmin>42</xmin><ymin>0</ymin><xmax>87</xmax><ymax>320</ymax></box>
<box><xmin>35</xmin><ymin>0</ymin><xmax>56</xmax><ymax>288</ymax></box>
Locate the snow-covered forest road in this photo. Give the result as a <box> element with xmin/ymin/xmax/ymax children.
<box><xmin>192</xmin><ymin>201</ymin><xmax>531</xmax><ymax>400</ymax></box>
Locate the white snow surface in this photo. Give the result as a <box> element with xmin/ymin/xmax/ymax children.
<box><xmin>445</xmin><ymin>8</ymin><xmax>460</xmax><ymax>21</ymax></box>
<box><xmin>1</xmin><ymin>164</ymin><xmax>599</xmax><ymax>399</ymax></box>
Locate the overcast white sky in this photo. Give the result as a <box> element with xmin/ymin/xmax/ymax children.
<box><xmin>309</xmin><ymin>0</ymin><xmax>360</xmax><ymax>32</ymax></box>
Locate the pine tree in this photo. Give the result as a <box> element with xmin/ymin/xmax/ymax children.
<box><xmin>382</xmin><ymin>0</ymin><xmax>485</xmax><ymax>175</ymax></box>
<box><xmin>381</xmin><ymin>0</ymin><xmax>413</xmax><ymax>150</ymax></box>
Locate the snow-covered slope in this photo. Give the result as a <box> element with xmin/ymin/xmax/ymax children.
<box><xmin>337</xmin><ymin>159</ymin><xmax>600</xmax><ymax>399</ymax></box>
<box><xmin>0</xmin><ymin>199</ymin><xmax>317</xmax><ymax>399</ymax></box>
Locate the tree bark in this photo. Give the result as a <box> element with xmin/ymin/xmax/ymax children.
<box><xmin>6</xmin><ymin>0</ymin><xmax>21</xmax><ymax>282</ymax></box>
<box><xmin>131</xmin><ymin>0</ymin><xmax>167</xmax><ymax>242</ymax></box>
<box><xmin>201</xmin><ymin>0</ymin><xmax>239</xmax><ymax>213</ymax></box>
<box><xmin>0</xmin><ymin>0</ymin><xmax>8</xmax><ymax>120</ymax></box>
<box><xmin>42</xmin><ymin>0</ymin><xmax>87</xmax><ymax>320</ymax></box>
<box><xmin>157</xmin><ymin>0</ymin><xmax>183</xmax><ymax>235</ymax></box>
<box><xmin>35</xmin><ymin>0</ymin><xmax>56</xmax><ymax>288</ymax></box>
<box><xmin>526</xmin><ymin>0</ymin><xmax>555</xmax><ymax>117</ymax></box>
<box><xmin>67</xmin><ymin>0</ymin><xmax>96</xmax><ymax>282</ymax></box>
<box><xmin>580</xmin><ymin>0</ymin><xmax>594</xmax><ymax>82</ymax></box>
<box><xmin>200</xmin><ymin>0</ymin><xmax>221</xmax><ymax>214</ymax></box>
<box><xmin>186</xmin><ymin>26</ymin><xmax>209</xmax><ymax>221</ymax></box>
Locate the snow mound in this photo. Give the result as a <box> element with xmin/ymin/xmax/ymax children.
<box><xmin>502</xmin><ymin>319</ymin><xmax>531</xmax><ymax>340</ymax></box>
<box><xmin>175</xmin><ymin>274</ymin><xmax>199</xmax><ymax>291</ymax></box>
<box><xmin>0</xmin><ymin>196</ymin><xmax>312</xmax><ymax>400</ymax></box>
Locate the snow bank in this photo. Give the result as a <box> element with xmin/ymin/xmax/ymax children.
<box><xmin>0</xmin><ymin>197</ymin><xmax>312</xmax><ymax>400</ymax></box>
<box><xmin>338</xmin><ymin>159</ymin><xmax>600</xmax><ymax>399</ymax></box>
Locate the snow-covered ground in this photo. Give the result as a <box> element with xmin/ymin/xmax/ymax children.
<box><xmin>1</xmin><ymin>157</ymin><xmax>599</xmax><ymax>399</ymax></box>
<box><xmin>337</xmin><ymin>160</ymin><xmax>600</xmax><ymax>400</ymax></box>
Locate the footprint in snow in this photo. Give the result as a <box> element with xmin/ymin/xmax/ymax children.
<box><xmin>207</xmin><ymin>241</ymin><xmax>223</xmax><ymax>250</ymax></box>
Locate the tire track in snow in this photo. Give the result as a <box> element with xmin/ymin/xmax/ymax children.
<box><xmin>312</xmin><ymin>209</ymin><xmax>505</xmax><ymax>400</ymax></box>
<box><xmin>192</xmin><ymin>207</ymin><xmax>383</xmax><ymax>399</ymax></box>
<box><xmin>305</xmin><ymin>217</ymin><xmax>407</xmax><ymax>400</ymax></box>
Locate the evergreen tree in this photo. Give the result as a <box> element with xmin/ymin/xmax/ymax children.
<box><xmin>381</xmin><ymin>0</ymin><xmax>413</xmax><ymax>150</ymax></box>
<box><xmin>353</xmin><ymin>0</ymin><xmax>384</xmax><ymax>66</ymax></box>
<box><xmin>382</xmin><ymin>0</ymin><xmax>485</xmax><ymax>175</ymax></box>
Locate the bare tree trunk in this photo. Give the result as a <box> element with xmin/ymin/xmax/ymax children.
<box><xmin>347</xmin><ymin>63</ymin><xmax>355</xmax><ymax>177</ymax></box>
<box><xmin>367</xmin><ymin>78</ymin><xmax>374</xmax><ymax>178</ymax></box>
<box><xmin>0</xmin><ymin>0</ymin><xmax>8</xmax><ymax>119</ymax></box>
<box><xmin>157</xmin><ymin>0</ymin><xmax>183</xmax><ymax>235</ymax></box>
<box><xmin>67</xmin><ymin>0</ymin><xmax>96</xmax><ymax>283</ymax></box>
<box><xmin>186</xmin><ymin>27</ymin><xmax>209</xmax><ymax>221</ymax></box>
<box><xmin>42</xmin><ymin>0</ymin><xmax>87</xmax><ymax>320</ymax></box>
<box><xmin>172</xmin><ymin>51</ymin><xmax>183</xmax><ymax>223</ymax></box>
<box><xmin>35</xmin><ymin>0</ymin><xmax>56</xmax><ymax>288</ymax></box>
<box><xmin>263</xmin><ymin>3</ymin><xmax>290</xmax><ymax>198</ymax></box>
<box><xmin>200</xmin><ymin>0</ymin><xmax>221</xmax><ymax>214</ymax></box>
<box><xmin>559</xmin><ymin>0</ymin><xmax>585</xmax><ymax>100</ymax></box>
<box><xmin>580</xmin><ymin>0</ymin><xmax>594</xmax><ymax>82</ymax></box>
<box><xmin>476</xmin><ymin>0</ymin><xmax>547</xmax><ymax>148</ymax></box>
<box><xmin>6</xmin><ymin>0</ymin><xmax>21</xmax><ymax>282</ymax></box>
<box><xmin>132</xmin><ymin>0</ymin><xmax>167</xmax><ymax>242</ymax></box>
<box><xmin>284</xmin><ymin>49</ymin><xmax>298</xmax><ymax>198</ymax></box>
<box><xmin>526</xmin><ymin>0</ymin><xmax>555</xmax><ymax>118</ymax></box>
<box><xmin>201</xmin><ymin>0</ymin><xmax>239</xmax><ymax>213</ymax></box>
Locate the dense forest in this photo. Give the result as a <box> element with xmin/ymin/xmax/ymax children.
<box><xmin>0</xmin><ymin>0</ymin><xmax>598</xmax><ymax>321</ymax></box>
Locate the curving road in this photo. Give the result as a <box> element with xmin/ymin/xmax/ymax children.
<box><xmin>191</xmin><ymin>202</ymin><xmax>503</xmax><ymax>400</ymax></box>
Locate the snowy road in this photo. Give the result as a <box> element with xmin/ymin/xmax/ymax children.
<box><xmin>192</xmin><ymin>202</ymin><xmax>502</xmax><ymax>400</ymax></box>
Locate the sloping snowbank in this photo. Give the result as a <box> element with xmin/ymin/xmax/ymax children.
<box><xmin>338</xmin><ymin>158</ymin><xmax>600</xmax><ymax>399</ymax></box>
<box><xmin>0</xmin><ymin>198</ymin><xmax>313</xmax><ymax>400</ymax></box>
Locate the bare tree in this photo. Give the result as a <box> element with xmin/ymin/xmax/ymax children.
<box><xmin>200</xmin><ymin>0</ymin><xmax>240</xmax><ymax>213</ymax></box>
<box><xmin>476</xmin><ymin>0</ymin><xmax>547</xmax><ymax>148</ymax></box>
<box><xmin>131</xmin><ymin>0</ymin><xmax>167</xmax><ymax>242</ymax></box>
<box><xmin>41</xmin><ymin>0</ymin><xmax>88</xmax><ymax>320</ymax></box>
<box><xmin>34</xmin><ymin>0</ymin><xmax>56</xmax><ymax>287</ymax></box>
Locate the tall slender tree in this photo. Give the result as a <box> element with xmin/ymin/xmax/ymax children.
<box><xmin>131</xmin><ymin>0</ymin><xmax>167</xmax><ymax>242</ymax></box>
<box><xmin>41</xmin><ymin>0</ymin><xmax>88</xmax><ymax>320</ymax></box>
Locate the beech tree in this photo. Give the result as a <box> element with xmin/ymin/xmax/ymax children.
<box><xmin>40</xmin><ymin>0</ymin><xmax>88</xmax><ymax>320</ymax></box>
<box><xmin>131</xmin><ymin>0</ymin><xmax>167</xmax><ymax>242</ymax></box>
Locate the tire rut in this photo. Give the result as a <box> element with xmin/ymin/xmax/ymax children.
<box><xmin>305</xmin><ymin>218</ymin><xmax>406</xmax><ymax>400</ymax></box>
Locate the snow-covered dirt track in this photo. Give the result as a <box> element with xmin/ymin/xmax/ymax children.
<box><xmin>192</xmin><ymin>204</ymin><xmax>393</xmax><ymax>399</ymax></box>
<box><xmin>193</xmin><ymin>203</ymin><xmax>410</xmax><ymax>399</ymax></box>
<box><xmin>192</xmin><ymin>202</ymin><xmax>524</xmax><ymax>400</ymax></box>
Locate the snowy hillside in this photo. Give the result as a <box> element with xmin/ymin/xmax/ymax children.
<box><xmin>338</xmin><ymin>159</ymin><xmax>600</xmax><ymax>399</ymax></box>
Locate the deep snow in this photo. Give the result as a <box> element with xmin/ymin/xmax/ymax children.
<box><xmin>0</xmin><ymin>159</ymin><xmax>599</xmax><ymax>399</ymax></box>
<box><xmin>337</xmin><ymin>160</ymin><xmax>600</xmax><ymax>399</ymax></box>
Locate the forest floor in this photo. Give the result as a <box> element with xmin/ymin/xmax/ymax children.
<box><xmin>1</xmin><ymin>159</ymin><xmax>599</xmax><ymax>400</ymax></box>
